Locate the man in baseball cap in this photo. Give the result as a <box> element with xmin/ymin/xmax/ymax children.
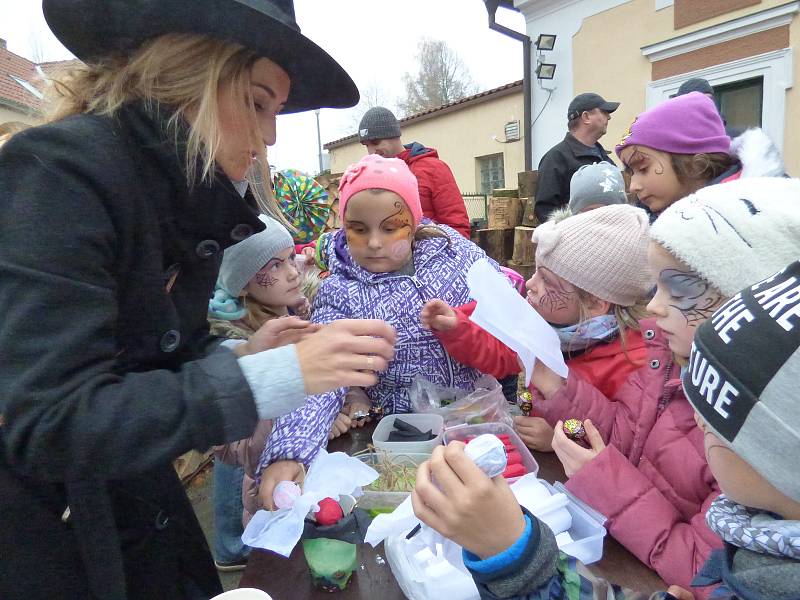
<box><xmin>535</xmin><ymin>92</ymin><xmax>620</xmax><ymax>223</ymax></box>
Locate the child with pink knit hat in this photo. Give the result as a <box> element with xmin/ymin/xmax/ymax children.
<box><xmin>256</xmin><ymin>153</ymin><xmax>498</xmax><ymax>506</ymax></box>
<box><xmin>616</xmin><ymin>92</ymin><xmax>783</xmax><ymax>220</ymax></box>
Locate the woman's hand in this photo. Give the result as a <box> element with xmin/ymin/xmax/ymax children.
<box><xmin>258</xmin><ymin>460</ymin><xmax>305</xmax><ymax>510</ymax></box>
<box><xmin>530</xmin><ymin>360</ymin><xmax>566</xmax><ymax>399</ymax></box>
<box><xmin>551</xmin><ymin>419</ymin><xmax>605</xmax><ymax>477</ymax></box>
<box><xmin>235</xmin><ymin>316</ymin><xmax>319</xmax><ymax>357</ymax></box>
<box><xmin>411</xmin><ymin>442</ymin><xmax>527</xmax><ymax>560</ymax></box>
<box><xmin>513</xmin><ymin>415</ymin><xmax>555</xmax><ymax>452</ymax></box>
<box><xmin>295</xmin><ymin>319</ymin><xmax>396</xmax><ymax>395</ymax></box>
<box><xmin>420</xmin><ymin>299</ymin><xmax>458</xmax><ymax>332</ymax></box>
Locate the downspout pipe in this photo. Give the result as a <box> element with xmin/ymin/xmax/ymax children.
<box><xmin>484</xmin><ymin>2</ymin><xmax>532</xmax><ymax>171</ymax></box>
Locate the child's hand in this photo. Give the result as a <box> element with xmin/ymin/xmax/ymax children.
<box><xmin>664</xmin><ymin>585</ymin><xmax>695</xmax><ymax>600</ymax></box>
<box><xmin>258</xmin><ymin>460</ymin><xmax>305</xmax><ymax>510</ymax></box>
<box><xmin>344</xmin><ymin>387</ymin><xmax>372</xmax><ymax>428</ymax></box>
<box><xmin>420</xmin><ymin>299</ymin><xmax>458</xmax><ymax>332</ymax></box>
<box><xmin>514</xmin><ymin>415</ymin><xmax>555</xmax><ymax>452</ymax></box>
<box><xmin>328</xmin><ymin>412</ymin><xmax>351</xmax><ymax>439</ymax></box>
<box><xmin>531</xmin><ymin>360</ymin><xmax>566</xmax><ymax>399</ymax></box>
<box><xmin>411</xmin><ymin>442</ymin><xmax>527</xmax><ymax>560</ymax></box>
<box><xmin>551</xmin><ymin>419</ymin><xmax>605</xmax><ymax>477</ymax></box>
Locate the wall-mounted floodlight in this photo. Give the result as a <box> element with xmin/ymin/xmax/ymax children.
<box><xmin>535</xmin><ymin>34</ymin><xmax>557</xmax><ymax>51</ymax></box>
<box><xmin>535</xmin><ymin>62</ymin><xmax>557</xmax><ymax>80</ymax></box>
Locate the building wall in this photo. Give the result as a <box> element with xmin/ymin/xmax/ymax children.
<box><xmin>571</xmin><ymin>0</ymin><xmax>796</xmax><ymax>170</ymax></box>
<box><xmin>0</xmin><ymin>105</ymin><xmax>39</xmax><ymax>127</ymax></box>
<box><xmin>517</xmin><ymin>0</ymin><xmax>798</xmax><ymax>172</ymax></box>
<box><xmin>327</xmin><ymin>90</ymin><xmax>525</xmax><ymax>193</ymax></box>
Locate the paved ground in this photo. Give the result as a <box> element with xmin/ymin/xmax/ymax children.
<box><xmin>186</xmin><ymin>466</ymin><xmax>243</xmax><ymax>593</ymax></box>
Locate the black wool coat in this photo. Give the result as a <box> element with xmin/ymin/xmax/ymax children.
<box><xmin>0</xmin><ymin>102</ymin><xmax>265</xmax><ymax>600</ymax></box>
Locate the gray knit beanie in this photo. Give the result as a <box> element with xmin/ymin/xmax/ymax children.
<box><xmin>358</xmin><ymin>106</ymin><xmax>401</xmax><ymax>142</ymax></box>
<box><xmin>217</xmin><ymin>215</ymin><xmax>294</xmax><ymax>297</ymax></box>
<box><xmin>533</xmin><ymin>204</ymin><xmax>652</xmax><ymax>306</ymax></box>
<box><xmin>568</xmin><ymin>163</ymin><xmax>627</xmax><ymax>214</ymax></box>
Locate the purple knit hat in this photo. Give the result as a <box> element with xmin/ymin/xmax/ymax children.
<box><xmin>615</xmin><ymin>92</ymin><xmax>730</xmax><ymax>159</ymax></box>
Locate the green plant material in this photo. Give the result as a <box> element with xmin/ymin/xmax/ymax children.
<box><xmin>367</xmin><ymin>507</ymin><xmax>396</xmax><ymax>518</ymax></box>
<box><xmin>358</xmin><ymin>449</ymin><xmax>419</xmax><ymax>493</ymax></box>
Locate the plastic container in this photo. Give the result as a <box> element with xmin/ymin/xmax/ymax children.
<box><xmin>442</xmin><ymin>422</ymin><xmax>539</xmax><ymax>479</ymax></box>
<box><xmin>541</xmin><ymin>481</ymin><xmax>607</xmax><ymax>565</ymax></box>
<box><xmin>372</xmin><ymin>414</ymin><xmax>444</xmax><ymax>455</ymax></box>
<box><xmin>355</xmin><ymin>452</ymin><xmax>429</xmax><ymax>511</ymax></box>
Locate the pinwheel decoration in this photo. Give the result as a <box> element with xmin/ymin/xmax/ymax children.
<box><xmin>273</xmin><ymin>169</ymin><xmax>331</xmax><ymax>243</ymax></box>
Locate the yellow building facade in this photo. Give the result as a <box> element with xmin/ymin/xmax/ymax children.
<box><xmin>325</xmin><ymin>82</ymin><xmax>526</xmax><ymax>196</ymax></box>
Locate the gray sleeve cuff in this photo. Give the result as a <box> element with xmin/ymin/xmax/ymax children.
<box><xmin>238</xmin><ymin>344</ymin><xmax>307</xmax><ymax>419</ymax></box>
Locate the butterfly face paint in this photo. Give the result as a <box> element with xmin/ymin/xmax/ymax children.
<box><xmin>343</xmin><ymin>189</ymin><xmax>414</xmax><ymax>273</ymax></box>
<box><xmin>647</xmin><ymin>241</ymin><xmax>726</xmax><ymax>358</ymax></box>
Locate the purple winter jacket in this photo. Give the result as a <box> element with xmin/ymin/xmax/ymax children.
<box><xmin>257</xmin><ymin>224</ymin><xmax>496</xmax><ymax>469</ymax></box>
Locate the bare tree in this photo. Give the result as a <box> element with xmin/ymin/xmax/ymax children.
<box><xmin>398</xmin><ymin>38</ymin><xmax>477</xmax><ymax>117</ymax></box>
<box><xmin>348</xmin><ymin>80</ymin><xmax>395</xmax><ymax>130</ymax></box>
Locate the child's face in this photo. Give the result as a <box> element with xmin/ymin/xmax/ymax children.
<box><xmin>243</xmin><ymin>246</ymin><xmax>303</xmax><ymax>309</ymax></box>
<box><xmin>215</xmin><ymin>57</ymin><xmax>290</xmax><ymax>182</ymax></box>
<box><xmin>525</xmin><ymin>267</ymin><xmax>582</xmax><ymax>326</ymax></box>
<box><xmin>646</xmin><ymin>242</ymin><xmax>725</xmax><ymax>358</ymax></box>
<box><xmin>344</xmin><ymin>189</ymin><xmax>414</xmax><ymax>273</ymax></box>
<box><xmin>696</xmin><ymin>414</ymin><xmax>800</xmax><ymax>518</ymax></box>
<box><xmin>619</xmin><ymin>145</ymin><xmax>693</xmax><ymax>215</ymax></box>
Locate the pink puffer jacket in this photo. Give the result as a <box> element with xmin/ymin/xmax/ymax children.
<box><xmin>538</xmin><ymin>319</ymin><xmax>722</xmax><ymax>596</ymax></box>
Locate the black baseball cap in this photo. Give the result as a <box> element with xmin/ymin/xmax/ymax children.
<box><xmin>567</xmin><ymin>93</ymin><xmax>620</xmax><ymax>121</ymax></box>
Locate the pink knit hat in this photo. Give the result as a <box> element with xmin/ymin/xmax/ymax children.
<box><xmin>615</xmin><ymin>92</ymin><xmax>730</xmax><ymax>159</ymax></box>
<box><xmin>533</xmin><ymin>204</ymin><xmax>653</xmax><ymax>306</ymax></box>
<box><xmin>338</xmin><ymin>154</ymin><xmax>422</xmax><ymax>228</ymax></box>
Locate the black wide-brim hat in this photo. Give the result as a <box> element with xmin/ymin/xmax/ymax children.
<box><xmin>42</xmin><ymin>0</ymin><xmax>359</xmax><ymax>113</ymax></box>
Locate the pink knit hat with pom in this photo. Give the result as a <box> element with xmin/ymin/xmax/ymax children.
<box><xmin>533</xmin><ymin>204</ymin><xmax>653</xmax><ymax>306</ymax></box>
<box><xmin>615</xmin><ymin>92</ymin><xmax>730</xmax><ymax>159</ymax></box>
<box><xmin>338</xmin><ymin>154</ymin><xmax>422</xmax><ymax>228</ymax></box>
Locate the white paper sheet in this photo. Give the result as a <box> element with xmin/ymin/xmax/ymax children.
<box><xmin>466</xmin><ymin>259</ymin><xmax>568</xmax><ymax>386</ymax></box>
<box><xmin>242</xmin><ymin>449</ymin><xmax>379</xmax><ymax>557</ymax></box>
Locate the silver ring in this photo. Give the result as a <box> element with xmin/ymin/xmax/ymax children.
<box><xmin>352</xmin><ymin>410</ymin><xmax>369</xmax><ymax>421</ymax></box>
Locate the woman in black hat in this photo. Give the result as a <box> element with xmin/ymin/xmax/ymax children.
<box><xmin>0</xmin><ymin>2</ymin><xmax>395</xmax><ymax>598</ymax></box>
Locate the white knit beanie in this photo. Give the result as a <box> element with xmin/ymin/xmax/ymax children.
<box><xmin>650</xmin><ymin>177</ymin><xmax>800</xmax><ymax>297</ymax></box>
<box><xmin>217</xmin><ymin>215</ymin><xmax>295</xmax><ymax>297</ymax></box>
<box><xmin>533</xmin><ymin>204</ymin><xmax>652</xmax><ymax>306</ymax></box>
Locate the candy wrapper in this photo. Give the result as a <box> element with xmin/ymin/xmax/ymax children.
<box><xmin>242</xmin><ymin>449</ymin><xmax>378</xmax><ymax>557</ymax></box>
<box><xmin>563</xmin><ymin>419</ymin><xmax>586</xmax><ymax>441</ymax></box>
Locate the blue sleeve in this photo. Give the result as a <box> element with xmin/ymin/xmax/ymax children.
<box><xmin>463</xmin><ymin>514</ymin><xmax>534</xmax><ymax>575</ymax></box>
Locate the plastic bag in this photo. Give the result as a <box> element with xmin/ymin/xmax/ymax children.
<box><xmin>409</xmin><ymin>375</ymin><xmax>513</xmax><ymax>429</ymax></box>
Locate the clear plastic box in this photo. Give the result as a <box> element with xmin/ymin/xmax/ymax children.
<box><xmin>442</xmin><ymin>421</ymin><xmax>539</xmax><ymax>479</ymax></box>
<box><xmin>372</xmin><ymin>413</ymin><xmax>444</xmax><ymax>455</ymax></box>
<box><xmin>541</xmin><ymin>481</ymin><xmax>607</xmax><ymax>565</ymax></box>
<box><xmin>355</xmin><ymin>451</ymin><xmax>429</xmax><ymax>511</ymax></box>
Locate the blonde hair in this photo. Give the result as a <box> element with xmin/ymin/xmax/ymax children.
<box><xmin>44</xmin><ymin>33</ymin><xmax>285</xmax><ymax>223</ymax></box>
<box><xmin>574</xmin><ymin>287</ymin><xmax>649</xmax><ymax>364</ymax></box>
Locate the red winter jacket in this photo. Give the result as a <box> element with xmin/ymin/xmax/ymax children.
<box><xmin>541</xmin><ymin>320</ymin><xmax>721</xmax><ymax>596</ymax></box>
<box><xmin>397</xmin><ymin>142</ymin><xmax>471</xmax><ymax>238</ymax></box>
<box><xmin>434</xmin><ymin>302</ymin><xmax>648</xmax><ymax>399</ymax></box>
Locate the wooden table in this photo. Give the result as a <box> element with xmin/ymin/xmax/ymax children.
<box><xmin>239</xmin><ymin>426</ymin><xmax>665</xmax><ymax>598</ymax></box>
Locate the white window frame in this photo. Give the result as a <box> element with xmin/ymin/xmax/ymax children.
<box><xmin>645</xmin><ymin>48</ymin><xmax>793</xmax><ymax>153</ymax></box>
<box><xmin>655</xmin><ymin>0</ymin><xmax>673</xmax><ymax>11</ymax></box>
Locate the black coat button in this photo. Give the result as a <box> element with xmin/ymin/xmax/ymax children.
<box><xmin>644</xmin><ymin>329</ymin><xmax>655</xmax><ymax>340</ymax></box>
<box><xmin>154</xmin><ymin>510</ymin><xmax>169</xmax><ymax>530</ymax></box>
<box><xmin>160</xmin><ymin>330</ymin><xmax>181</xmax><ymax>353</ymax></box>
<box><xmin>650</xmin><ymin>359</ymin><xmax>660</xmax><ymax>369</ymax></box>
<box><xmin>230</xmin><ymin>223</ymin><xmax>254</xmax><ymax>242</ymax></box>
<box><xmin>195</xmin><ymin>239</ymin><xmax>220</xmax><ymax>259</ymax></box>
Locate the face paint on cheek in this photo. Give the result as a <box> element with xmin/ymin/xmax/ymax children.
<box><xmin>389</xmin><ymin>238</ymin><xmax>411</xmax><ymax>260</ymax></box>
<box><xmin>255</xmin><ymin>270</ymin><xmax>278</xmax><ymax>288</ymax></box>
<box><xmin>538</xmin><ymin>279</ymin><xmax>575</xmax><ymax>314</ymax></box>
<box><xmin>661</xmin><ymin>268</ymin><xmax>724</xmax><ymax>325</ymax></box>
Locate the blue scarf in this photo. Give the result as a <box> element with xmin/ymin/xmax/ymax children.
<box><xmin>208</xmin><ymin>286</ymin><xmax>246</xmax><ymax>321</ymax></box>
<box><xmin>554</xmin><ymin>314</ymin><xmax>619</xmax><ymax>353</ymax></box>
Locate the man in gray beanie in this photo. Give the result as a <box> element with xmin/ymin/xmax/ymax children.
<box><xmin>357</xmin><ymin>106</ymin><xmax>470</xmax><ymax>237</ymax></box>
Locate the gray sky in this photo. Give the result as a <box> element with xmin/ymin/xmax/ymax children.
<box><xmin>0</xmin><ymin>0</ymin><xmax>525</xmax><ymax>174</ymax></box>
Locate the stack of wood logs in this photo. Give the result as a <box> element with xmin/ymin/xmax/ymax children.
<box><xmin>472</xmin><ymin>171</ymin><xmax>539</xmax><ymax>281</ymax></box>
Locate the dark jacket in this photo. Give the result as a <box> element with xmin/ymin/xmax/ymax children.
<box><xmin>534</xmin><ymin>133</ymin><xmax>614</xmax><ymax>222</ymax></box>
<box><xmin>0</xmin><ymin>103</ymin><xmax>264</xmax><ymax>599</ymax></box>
<box><xmin>397</xmin><ymin>142</ymin><xmax>471</xmax><ymax>238</ymax></box>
